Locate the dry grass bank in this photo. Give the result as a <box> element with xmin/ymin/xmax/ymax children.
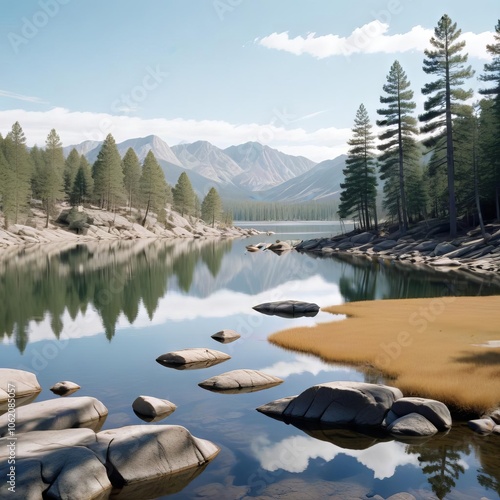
<box><xmin>268</xmin><ymin>296</ymin><xmax>500</xmax><ymax>414</ymax></box>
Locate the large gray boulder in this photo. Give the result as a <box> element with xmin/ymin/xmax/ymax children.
<box><xmin>211</xmin><ymin>329</ymin><xmax>241</xmax><ymax>344</ymax></box>
<box><xmin>387</xmin><ymin>397</ymin><xmax>452</xmax><ymax>431</ymax></box>
<box><xmin>373</xmin><ymin>240</ymin><xmax>398</xmax><ymax>252</ymax></box>
<box><xmin>433</xmin><ymin>242</ymin><xmax>457</xmax><ymax>256</ymax></box>
<box><xmin>468</xmin><ymin>418</ymin><xmax>496</xmax><ymax>435</ymax></box>
<box><xmin>259</xmin><ymin>382</ymin><xmax>402</xmax><ymax>427</ymax></box>
<box><xmin>387</xmin><ymin>412</ymin><xmax>438</xmax><ymax>437</ymax></box>
<box><xmin>0</xmin><ymin>368</ymin><xmax>41</xmax><ymax>403</ymax></box>
<box><xmin>91</xmin><ymin>425</ymin><xmax>219</xmax><ymax>487</ymax></box>
<box><xmin>413</xmin><ymin>240</ymin><xmax>437</xmax><ymax>252</ymax></box>
<box><xmin>156</xmin><ymin>348</ymin><xmax>230</xmax><ymax>369</ymax></box>
<box><xmin>252</xmin><ymin>300</ymin><xmax>319</xmax><ymax>318</ymax></box>
<box><xmin>199</xmin><ymin>369</ymin><xmax>283</xmax><ymax>393</ymax></box>
<box><xmin>132</xmin><ymin>395</ymin><xmax>176</xmax><ymax>420</ymax></box>
<box><xmin>0</xmin><ymin>397</ymin><xmax>108</xmax><ymax>436</ymax></box>
<box><xmin>351</xmin><ymin>232</ymin><xmax>375</xmax><ymax>245</ymax></box>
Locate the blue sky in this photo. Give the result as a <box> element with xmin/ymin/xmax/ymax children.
<box><xmin>0</xmin><ymin>0</ymin><xmax>498</xmax><ymax>161</ymax></box>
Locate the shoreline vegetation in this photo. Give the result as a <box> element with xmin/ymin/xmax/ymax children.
<box><xmin>0</xmin><ymin>204</ymin><xmax>259</xmax><ymax>249</ymax></box>
<box><xmin>269</xmin><ymin>296</ymin><xmax>500</xmax><ymax>415</ymax></box>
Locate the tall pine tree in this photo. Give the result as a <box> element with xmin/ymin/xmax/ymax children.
<box><xmin>419</xmin><ymin>14</ymin><xmax>474</xmax><ymax>237</ymax></box>
<box><xmin>377</xmin><ymin>60</ymin><xmax>419</xmax><ymax>232</ymax></box>
<box><xmin>172</xmin><ymin>172</ymin><xmax>195</xmax><ymax>217</ymax></box>
<box><xmin>201</xmin><ymin>187</ymin><xmax>222</xmax><ymax>227</ymax></box>
<box><xmin>64</xmin><ymin>148</ymin><xmax>81</xmax><ymax>200</ymax></box>
<box><xmin>139</xmin><ymin>150</ymin><xmax>169</xmax><ymax>226</ymax></box>
<box><xmin>338</xmin><ymin>104</ymin><xmax>378</xmax><ymax>231</ymax></box>
<box><xmin>122</xmin><ymin>147</ymin><xmax>141</xmax><ymax>214</ymax></box>
<box><xmin>92</xmin><ymin>134</ymin><xmax>124</xmax><ymax>210</ymax></box>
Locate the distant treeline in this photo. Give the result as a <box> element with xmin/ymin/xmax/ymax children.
<box><xmin>226</xmin><ymin>200</ymin><xmax>338</xmax><ymax>221</ymax></box>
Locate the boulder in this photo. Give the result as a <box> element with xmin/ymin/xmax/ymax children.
<box><xmin>487</xmin><ymin>408</ymin><xmax>500</xmax><ymax>424</ymax></box>
<box><xmin>256</xmin><ymin>397</ymin><xmax>296</xmax><ymax>419</ymax></box>
<box><xmin>199</xmin><ymin>369</ymin><xmax>283</xmax><ymax>393</ymax></box>
<box><xmin>245</xmin><ymin>245</ymin><xmax>260</xmax><ymax>252</ymax></box>
<box><xmin>260</xmin><ymin>382</ymin><xmax>402</xmax><ymax>427</ymax></box>
<box><xmin>156</xmin><ymin>348</ymin><xmax>230</xmax><ymax>369</ymax></box>
<box><xmin>211</xmin><ymin>329</ymin><xmax>241</xmax><ymax>343</ymax></box>
<box><xmin>252</xmin><ymin>300</ymin><xmax>319</xmax><ymax>318</ymax></box>
<box><xmin>0</xmin><ymin>368</ymin><xmax>41</xmax><ymax>402</ymax></box>
<box><xmin>267</xmin><ymin>241</ymin><xmax>293</xmax><ymax>253</ymax></box>
<box><xmin>413</xmin><ymin>240</ymin><xmax>437</xmax><ymax>252</ymax></box>
<box><xmin>468</xmin><ymin>418</ymin><xmax>496</xmax><ymax>435</ymax></box>
<box><xmin>373</xmin><ymin>240</ymin><xmax>398</xmax><ymax>252</ymax></box>
<box><xmin>433</xmin><ymin>242</ymin><xmax>457</xmax><ymax>256</ymax></box>
<box><xmin>388</xmin><ymin>397</ymin><xmax>451</xmax><ymax>431</ymax></box>
<box><xmin>132</xmin><ymin>396</ymin><xmax>176</xmax><ymax>419</ymax></box>
<box><xmin>50</xmin><ymin>381</ymin><xmax>81</xmax><ymax>396</ymax></box>
<box><xmin>350</xmin><ymin>232</ymin><xmax>375</xmax><ymax>245</ymax></box>
<box><xmin>91</xmin><ymin>425</ymin><xmax>219</xmax><ymax>486</ymax></box>
<box><xmin>387</xmin><ymin>412</ymin><xmax>438</xmax><ymax>437</ymax></box>
<box><xmin>0</xmin><ymin>397</ymin><xmax>108</xmax><ymax>436</ymax></box>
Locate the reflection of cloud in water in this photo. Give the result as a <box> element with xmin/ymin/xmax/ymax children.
<box><xmin>6</xmin><ymin>276</ymin><xmax>342</xmax><ymax>344</ymax></box>
<box><xmin>252</xmin><ymin>434</ymin><xmax>419</xmax><ymax>479</ymax></box>
<box><xmin>260</xmin><ymin>355</ymin><xmax>349</xmax><ymax>379</ymax></box>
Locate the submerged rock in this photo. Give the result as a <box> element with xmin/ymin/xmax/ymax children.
<box><xmin>211</xmin><ymin>329</ymin><xmax>241</xmax><ymax>344</ymax></box>
<box><xmin>156</xmin><ymin>348</ymin><xmax>230</xmax><ymax>369</ymax></box>
<box><xmin>387</xmin><ymin>412</ymin><xmax>438</xmax><ymax>437</ymax></box>
<box><xmin>0</xmin><ymin>396</ymin><xmax>108</xmax><ymax>436</ymax></box>
<box><xmin>199</xmin><ymin>369</ymin><xmax>283</xmax><ymax>393</ymax></box>
<box><xmin>252</xmin><ymin>300</ymin><xmax>320</xmax><ymax>318</ymax></box>
<box><xmin>50</xmin><ymin>380</ymin><xmax>81</xmax><ymax>396</ymax></box>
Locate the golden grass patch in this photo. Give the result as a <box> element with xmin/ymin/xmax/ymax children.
<box><xmin>268</xmin><ymin>296</ymin><xmax>500</xmax><ymax>414</ymax></box>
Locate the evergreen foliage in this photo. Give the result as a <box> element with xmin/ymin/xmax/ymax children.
<box><xmin>201</xmin><ymin>187</ymin><xmax>223</xmax><ymax>227</ymax></box>
<box><xmin>172</xmin><ymin>171</ymin><xmax>195</xmax><ymax>217</ymax></box>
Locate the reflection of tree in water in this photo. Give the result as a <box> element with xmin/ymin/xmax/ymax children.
<box><xmin>338</xmin><ymin>260</ymin><xmax>378</xmax><ymax>302</ymax></box>
<box><xmin>473</xmin><ymin>436</ymin><xmax>500</xmax><ymax>497</ymax></box>
<box><xmin>406</xmin><ymin>427</ymin><xmax>470</xmax><ymax>499</ymax></box>
<box><xmin>0</xmin><ymin>239</ymin><xmax>232</xmax><ymax>350</ymax></box>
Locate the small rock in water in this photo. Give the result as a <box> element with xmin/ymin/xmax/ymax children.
<box><xmin>211</xmin><ymin>329</ymin><xmax>241</xmax><ymax>344</ymax></box>
<box><xmin>199</xmin><ymin>369</ymin><xmax>283</xmax><ymax>394</ymax></box>
<box><xmin>50</xmin><ymin>380</ymin><xmax>81</xmax><ymax>396</ymax></box>
<box><xmin>253</xmin><ymin>300</ymin><xmax>320</xmax><ymax>318</ymax></box>
<box><xmin>132</xmin><ymin>395</ymin><xmax>176</xmax><ymax>421</ymax></box>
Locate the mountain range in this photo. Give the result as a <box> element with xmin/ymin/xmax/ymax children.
<box><xmin>64</xmin><ymin>135</ymin><xmax>346</xmax><ymax>203</ymax></box>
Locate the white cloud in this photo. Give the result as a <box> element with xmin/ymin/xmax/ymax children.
<box><xmin>257</xmin><ymin>22</ymin><xmax>494</xmax><ymax>60</ymax></box>
<box><xmin>252</xmin><ymin>434</ymin><xmax>419</xmax><ymax>479</ymax></box>
<box><xmin>0</xmin><ymin>89</ymin><xmax>48</xmax><ymax>104</ymax></box>
<box><xmin>0</xmin><ymin>107</ymin><xmax>350</xmax><ymax>162</ymax></box>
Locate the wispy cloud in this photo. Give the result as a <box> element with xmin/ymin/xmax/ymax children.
<box><xmin>257</xmin><ymin>22</ymin><xmax>494</xmax><ymax>60</ymax></box>
<box><xmin>0</xmin><ymin>89</ymin><xmax>48</xmax><ymax>104</ymax></box>
<box><xmin>0</xmin><ymin>107</ymin><xmax>351</xmax><ymax>162</ymax></box>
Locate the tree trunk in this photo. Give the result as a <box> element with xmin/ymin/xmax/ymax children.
<box><xmin>45</xmin><ymin>199</ymin><xmax>50</xmax><ymax>229</ymax></box>
<box><xmin>142</xmin><ymin>199</ymin><xmax>150</xmax><ymax>227</ymax></box>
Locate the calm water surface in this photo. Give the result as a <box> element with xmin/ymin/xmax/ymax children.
<box><xmin>1</xmin><ymin>222</ymin><xmax>499</xmax><ymax>500</ymax></box>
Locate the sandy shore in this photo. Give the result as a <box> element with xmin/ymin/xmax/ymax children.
<box><xmin>269</xmin><ymin>296</ymin><xmax>500</xmax><ymax>414</ymax></box>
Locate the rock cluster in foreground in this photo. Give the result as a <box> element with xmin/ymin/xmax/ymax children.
<box><xmin>258</xmin><ymin>381</ymin><xmax>452</xmax><ymax>437</ymax></box>
<box><xmin>296</xmin><ymin>220</ymin><xmax>500</xmax><ymax>276</ymax></box>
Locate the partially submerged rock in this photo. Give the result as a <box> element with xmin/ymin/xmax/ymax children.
<box><xmin>132</xmin><ymin>395</ymin><xmax>176</xmax><ymax>421</ymax></box>
<box><xmin>50</xmin><ymin>380</ymin><xmax>81</xmax><ymax>396</ymax></box>
<box><xmin>156</xmin><ymin>348</ymin><xmax>230</xmax><ymax>370</ymax></box>
<box><xmin>252</xmin><ymin>300</ymin><xmax>320</xmax><ymax>318</ymax></box>
<box><xmin>386</xmin><ymin>397</ymin><xmax>452</xmax><ymax>431</ymax></box>
<box><xmin>0</xmin><ymin>396</ymin><xmax>108</xmax><ymax>436</ymax></box>
<box><xmin>387</xmin><ymin>412</ymin><xmax>438</xmax><ymax>437</ymax></box>
<box><xmin>199</xmin><ymin>369</ymin><xmax>283</xmax><ymax>394</ymax></box>
<box><xmin>468</xmin><ymin>418</ymin><xmax>497</xmax><ymax>435</ymax></box>
<box><xmin>245</xmin><ymin>244</ymin><xmax>260</xmax><ymax>252</ymax></box>
<box><xmin>267</xmin><ymin>241</ymin><xmax>293</xmax><ymax>254</ymax></box>
<box><xmin>211</xmin><ymin>329</ymin><xmax>241</xmax><ymax>344</ymax></box>
<box><xmin>0</xmin><ymin>368</ymin><xmax>41</xmax><ymax>405</ymax></box>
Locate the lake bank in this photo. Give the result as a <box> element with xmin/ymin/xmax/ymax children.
<box><xmin>294</xmin><ymin>219</ymin><xmax>500</xmax><ymax>279</ymax></box>
<box><xmin>269</xmin><ymin>295</ymin><xmax>500</xmax><ymax>415</ymax></box>
<box><xmin>0</xmin><ymin>206</ymin><xmax>258</xmax><ymax>249</ymax></box>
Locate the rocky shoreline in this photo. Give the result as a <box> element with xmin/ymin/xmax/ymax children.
<box><xmin>0</xmin><ymin>205</ymin><xmax>259</xmax><ymax>249</ymax></box>
<box><xmin>294</xmin><ymin>219</ymin><xmax>500</xmax><ymax>276</ymax></box>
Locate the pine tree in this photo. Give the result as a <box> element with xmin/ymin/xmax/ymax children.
<box><xmin>92</xmin><ymin>134</ymin><xmax>124</xmax><ymax>210</ymax></box>
<box><xmin>139</xmin><ymin>150</ymin><xmax>169</xmax><ymax>226</ymax></box>
<box><xmin>479</xmin><ymin>20</ymin><xmax>500</xmax><ymax>219</ymax></box>
<box><xmin>122</xmin><ymin>147</ymin><xmax>141</xmax><ymax>214</ymax></box>
<box><xmin>29</xmin><ymin>145</ymin><xmax>45</xmax><ymax>201</ymax></box>
<box><xmin>39</xmin><ymin>129</ymin><xmax>65</xmax><ymax>227</ymax></box>
<box><xmin>172</xmin><ymin>172</ymin><xmax>195</xmax><ymax>217</ymax></box>
<box><xmin>338</xmin><ymin>104</ymin><xmax>378</xmax><ymax>230</ymax></box>
<box><xmin>64</xmin><ymin>148</ymin><xmax>81</xmax><ymax>199</ymax></box>
<box><xmin>201</xmin><ymin>187</ymin><xmax>223</xmax><ymax>227</ymax></box>
<box><xmin>377</xmin><ymin>61</ymin><xmax>419</xmax><ymax>232</ymax></box>
<box><xmin>419</xmin><ymin>14</ymin><xmax>474</xmax><ymax>237</ymax></box>
<box><xmin>1</xmin><ymin>122</ymin><xmax>32</xmax><ymax>228</ymax></box>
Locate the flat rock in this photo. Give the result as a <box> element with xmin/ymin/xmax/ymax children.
<box><xmin>245</xmin><ymin>245</ymin><xmax>260</xmax><ymax>252</ymax></box>
<box><xmin>388</xmin><ymin>397</ymin><xmax>452</xmax><ymax>431</ymax></box>
<box><xmin>50</xmin><ymin>380</ymin><xmax>81</xmax><ymax>396</ymax></box>
<box><xmin>468</xmin><ymin>418</ymin><xmax>496</xmax><ymax>435</ymax></box>
<box><xmin>431</xmin><ymin>257</ymin><xmax>461</xmax><ymax>267</ymax></box>
<box><xmin>252</xmin><ymin>300</ymin><xmax>320</xmax><ymax>318</ymax></box>
<box><xmin>91</xmin><ymin>425</ymin><xmax>219</xmax><ymax>486</ymax></box>
<box><xmin>0</xmin><ymin>396</ymin><xmax>108</xmax><ymax>436</ymax></box>
<box><xmin>156</xmin><ymin>348</ymin><xmax>230</xmax><ymax>368</ymax></box>
<box><xmin>198</xmin><ymin>369</ymin><xmax>283</xmax><ymax>393</ymax></box>
<box><xmin>132</xmin><ymin>395</ymin><xmax>176</xmax><ymax>419</ymax></box>
<box><xmin>0</xmin><ymin>368</ymin><xmax>41</xmax><ymax>402</ymax></box>
<box><xmin>262</xmin><ymin>381</ymin><xmax>402</xmax><ymax>427</ymax></box>
<box><xmin>211</xmin><ymin>329</ymin><xmax>241</xmax><ymax>343</ymax></box>
<box><xmin>387</xmin><ymin>412</ymin><xmax>438</xmax><ymax>437</ymax></box>
<box><xmin>386</xmin><ymin>494</ymin><xmax>417</xmax><ymax>500</ymax></box>
<box><xmin>373</xmin><ymin>240</ymin><xmax>398</xmax><ymax>252</ymax></box>
<box><xmin>413</xmin><ymin>240</ymin><xmax>437</xmax><ymax>252</ymax></box>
